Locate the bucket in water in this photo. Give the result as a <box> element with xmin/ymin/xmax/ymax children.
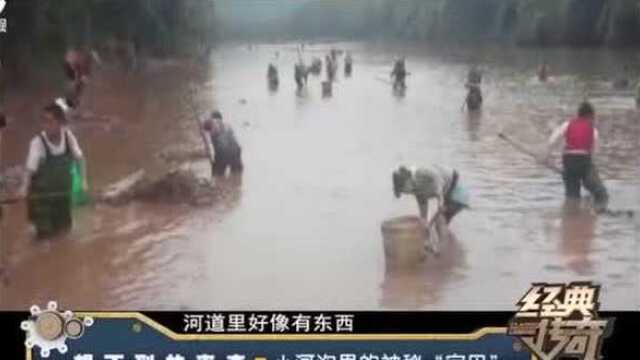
<box><xmin>381</xmin><ymin>215</ymin><xmax>426</xmax><ymax>267</ymax></box>
<box><xmin>71</xmin><ymin>161</ymin><xmax>89</xmax><ymax>206</ymax></box>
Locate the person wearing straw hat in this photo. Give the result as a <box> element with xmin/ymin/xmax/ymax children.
<box><xmin>18</xmin><ymin>102</ymin><xmax>87</xmax><ymax>239</ymax></box>
<box><xmin>392</xmin><ymin>165</ymin><xmax>470</xmax><ymax>254</ymax></box>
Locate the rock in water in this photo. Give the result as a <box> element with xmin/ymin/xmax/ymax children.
<box><xmin>0</xmin><ymin>166</ymin><xmax>26</xmax><ymax>192</ymax></box>
<box><xmin>135</xmin><ymin>169</ymin><xmax>217</xmax><ymax>206</ymax></box>
<box><xmin>99</xmin><ymin>170</ymin><xmax>146</xmax><ymax>205</ymax></box>
<box><xmin>99</xmin><ymin>168</ymin><xmax>217</xmax><ymax>206</ymax></box>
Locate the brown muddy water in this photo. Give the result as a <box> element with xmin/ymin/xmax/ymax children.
<box><xmin>0</xmin><ymin>42</ymin><xmax>639</xmax><ymax>310</ymax></box>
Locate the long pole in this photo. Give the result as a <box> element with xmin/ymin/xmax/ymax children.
<box><xmin>0</xmin><ymin>191</ymin><xmax>97</xmax><ymax>204</ymax></box>
<box><xmin>185</xmin><ymin>86</ymin><xmax>215</xmax><ymax>167</ymax></box>
<box><xmin>498</xmin><ymin>133</ymin><xmax>633</xmax><ymax>217</ymax></box>
<box><xmin>498</xmin><ymin>132</ymin><xmax>563</xmax><ymax>174</ymax></box>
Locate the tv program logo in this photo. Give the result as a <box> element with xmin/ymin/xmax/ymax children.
<box><xmin>508</xmin><ymin>282</ymin><xmax>614</xmax><ymax>360</ymax></box>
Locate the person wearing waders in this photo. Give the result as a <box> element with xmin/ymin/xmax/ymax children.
<box><xmin>391</xmin><ymin>58</ymin><xmax>407</xmax><ymax>90</ymax></box>
<box><xmin>465</xmin><ymin>84</ymin><xmax>483</xmax><ymax>111</ymax></box>
<box><xmin>392</xmin><ymin>165</ymin><xmax>470</xmax><ymax>255</ymax></box>
<box><xmin>546</xmin><ymin>101</ymin><xmax>608</xmax><ymax>212</ymax></box>
<box><xmin>267</xmin><ymin>63</ymin><xmax>279</xmax><ymax>87</ymax></box>
<box><xmin>63</xmin><ymin>49</ymin><xmax>97</xmax><ymax>109</ymax></box>
<box><xmin>325</xmin><ymin>55</ymin><xmax>336</xmax><ymax>82</ymax></box>
<box><xmin>538</xmin><ymin>63</ymin><xmax>550</xmax><ymax>82</ymax></box>
<box><xmin>294</xmin><ymin>61</ymin><xmax>307</xmax><ymax>89</ymax></box>
<box><xmin>202</xmin><ymin>111</ymin><xmax>243</xmax><ymax>177</ymax></box>
<box><xmin>344</xmin><ymin>52</ymin><xmax>353</xmax><ymax>76</ymax></box>
<box><xmin>18</xmin><ymin>103</ymin><xmax>87</xmax><ymax>239</ymax></box>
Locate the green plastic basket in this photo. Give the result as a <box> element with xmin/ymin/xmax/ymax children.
<box><xmin>71</xmin><ymin>161</ymin><xmax>89</xmax><ymax>206</ymax></box>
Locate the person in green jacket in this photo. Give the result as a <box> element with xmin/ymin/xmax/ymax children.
<box><xmin>19</xmin><ymin>103</ymin><xmax>87</xmax><ymax>239</ymax></box>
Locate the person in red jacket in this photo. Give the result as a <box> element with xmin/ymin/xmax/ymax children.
<box><xmin>63</xmin><ymin>49</ymin><xmax>100</xmax><ymax>108</ymax></box>
<box><xmin>546</xmin><ymin>101</ymin><xmax>608</xmax><ymax>210</ymax></box>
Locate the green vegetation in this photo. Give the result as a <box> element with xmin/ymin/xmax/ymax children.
<box><xmin>1</xmin><ymin>0</ymin><xmax>217</xmax><ymax>82</ymax></box>
<box><xmin>3</xmin><ymin>0</ymin><xmax>640</xmax><ymax>83</ymax></box>
<box><xmin>240</xmin><ymin>0</ymin><xmax>640</xmax><ymax>46</ymax></box>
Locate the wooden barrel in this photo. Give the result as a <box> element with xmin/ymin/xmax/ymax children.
<box><xmin>381</xmin><ymin>215</ymin><xmax>426</xmax><ymax>266</ymax></box>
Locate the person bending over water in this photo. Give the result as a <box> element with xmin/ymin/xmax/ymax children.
<box><xmin>202</xmin><ymin>111</ymin><xmax>243</xmax><ymax>178</ymax></box>
<box><xmin>392</xmin><ymin>165</ymin><xmax>469</xmax><ymax>254</ymax></box>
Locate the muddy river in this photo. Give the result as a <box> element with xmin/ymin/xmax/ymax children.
<box><xmin>1</xmin><ymin>42</ymin><xmax>638</xmax><ymax>310</ymax></box>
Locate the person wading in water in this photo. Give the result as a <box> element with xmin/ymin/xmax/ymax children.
<box><xmin>201</xmin><ymin>111</ymin><xmax>243</xmax><ymax>177</ymax></box>
<box><xmin>63</xmin><ymin>49</ymin><xmax>99</xmax><ymax>109</ymax></box>
<box><xmin>465</xmin><ymin>84</ymin><xmax>483</xmax><ymax>111</ymax></box>
<box><xmin>467</xmin><ymin>65</ymin><xmax>482</xmax><ymax>86</ymax></box>
<box><xmin>392</xmin><ymin>165</ymin><xmax>470</xmax><ymax>254</ymax></box>
<box><xmin>268</xmin><ymin>63</ymin><xmax>279</xmax><ymax>89</ymax></box>
<box><xmin>545</xmin><ymin>101</ymin><xmax>608</xmax><ymax>212</ymax></box>
<box><xmin>391</xmin><ymin>58</ymin><xmax>407</xmax><ymax>90</ymax></box>
<box><xmin>294</xmin><ymin>60</ymin><xmax>308</xmax><ymax>90</ymax></box>
<box><xmin>344</xmin><ymin>52</ymin><xmax>353</xmax><ymax>77</ymax></box>
<box><xmin>538</xmin><ymin>62</ymin><xmax>550</xmax><ymax>82</ymax></box>
<box><xmin>325</xmin><ymin>55</ymin><xmax>336</xmax><ymax>82</ymax></box>
<box><xmin>18</xmin><ymin>103</ymin><xmax>88</xmax><ymax>239</ymax></box>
